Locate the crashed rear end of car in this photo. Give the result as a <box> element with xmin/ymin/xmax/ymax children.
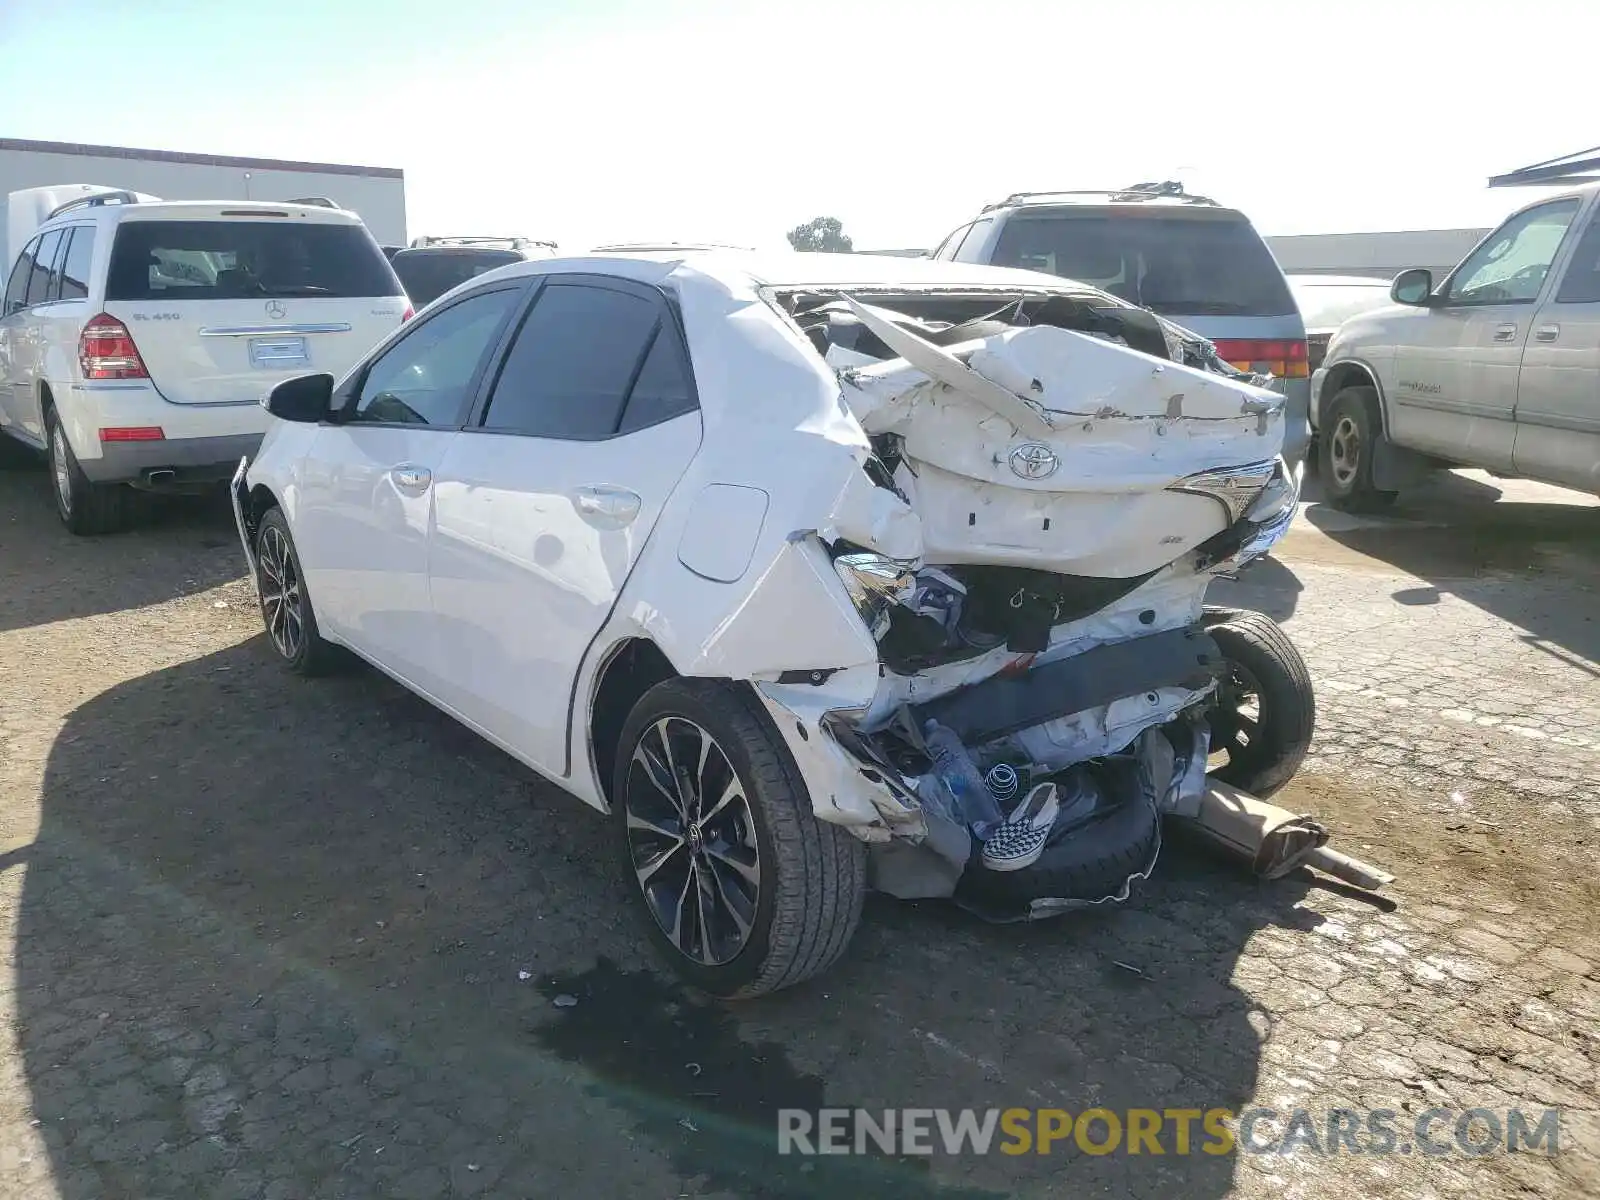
<box><xmin>719</xmin><ymin>274</ymin><xmax>1304</xmax><ymax>919</ymax></box>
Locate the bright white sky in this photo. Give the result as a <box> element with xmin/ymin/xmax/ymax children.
<box><xmin>3</xmin><ymin>0</ymin><xmax>1595</xmax><ymax>250</ymax></box>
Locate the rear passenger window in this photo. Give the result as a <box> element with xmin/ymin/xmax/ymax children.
<box><xmin>351</xmin><ymin>288</ymin><xmax>520</xmax><ymax>426</ymax></box>
<box><xmin>24</xmin><ymin>231</ymin><xmax>63</xmax><ymax>305</ymax></box>
<box><xmin>58</xmin><ymin>228</ymin><xmax>95</xmax><ymax>301</ymax></box>
<box><xmin>1555</xmin><ymin>215</ymin><xmax>1600</xmax><ymax>304</ymax></box>
<box><xmin>953</xmin><ymin>218</ymin><xmax>994</xmax><ymax>261</ymax></box>
<box><xmin>3</xmin><ymin>238</ymin><xmax>37</xmax><ymax>313</ymax></box>
<box><xmin>480</xmin><ymin>282</ymin><xmax>670</xmax><ymax>440</ymax></box>
<box><xmin>618</xmin><ymin>325</ymin><xmax>695</xmax><ymax>433</ymax></box>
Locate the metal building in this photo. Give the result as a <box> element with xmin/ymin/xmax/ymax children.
<box><xmin>1263</xmin><ymin>229</ymin><xmax>1489</xmax><ymax>281</ymax></box>
<box><xmin>0</xmin><ymin>136</ymin><xmax>406</xmax><ymax>245</ymax></box>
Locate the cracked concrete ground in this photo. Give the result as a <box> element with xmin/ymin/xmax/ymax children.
<box><xmin>0</xmin><ymin>456</ymin><xmax>1595</xmax><ymax>1199</ymax></box>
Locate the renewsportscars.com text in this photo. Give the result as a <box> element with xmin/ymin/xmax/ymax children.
<box><xmin>777</xmin><ymin>1106</ymin><xmax>1562</xmax><ymax>1157</ymax></box>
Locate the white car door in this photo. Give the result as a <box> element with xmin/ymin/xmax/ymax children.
<box><xmin>1512</xmin><ymin>204</ymin><xmax>1600</xmax><ymax>490</ymax></box>
<box><xmin>292</xmin><ymin>283</ymin><xmax>526</xmax><ymax>693</ymax></box>
<box><xmin>427</xmin><ymin>274</ymin><xmax>702</xmax><ymax>775</ymax></box>
<box><xmin>0</xmin><ymin>235</ymin><xmax>44</xmax><ymax>440</ymax></box>
<box><xmin>1388</xmin><ymin>198</ymin><xmax>1582</xmax><ymax>468</ymax></box>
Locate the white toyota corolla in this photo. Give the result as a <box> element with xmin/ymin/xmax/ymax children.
<box><xmin>232</xmin><ymin>250</ymin><xmax>1311</xmax><ymax>997</ymax></box>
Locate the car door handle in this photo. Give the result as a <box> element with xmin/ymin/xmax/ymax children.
<box><xmin>1493</xmin><ymin>323</ymin><xmax>1518</xmax><ymax>342</ymax></box>
<box><xmin>1534</xmin><ymin>324</ymin><xmax>1560</xmax><ymax>343</ymax></box>
<box><xmin>390</xmin><ymin>464</ymin><xmax>432</xmax><ymax>492</ymax></box>
<box><xmin>573</xmin><ymin>485</ymin><xmax>642</xmax><ymax>527</ymax></box>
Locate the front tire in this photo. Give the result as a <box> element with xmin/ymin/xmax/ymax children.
<box><xmin>254</xmin><ymin>507</ymin><xmax>338</xmax><ymax>676</ymax></box>
<box><xmin>47</xmin><ymin>411</ymin><xmax>135</xmax><ymax>535</ymax></box>
<box><xmin>1318</xmin><ymin>386</ymin><xmax>1397</xmax><ymax>511</ymax></box>
<box><xmin>1203</xmin><ymin>610</ymin><xmax>1315</xmax><ymax>797</ymax></box>
<box><xmin>614</xmin><ymin>679</ymin><xmax>867</xmax><ymax>999</ymax></box>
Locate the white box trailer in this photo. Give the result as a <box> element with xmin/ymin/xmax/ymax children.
<box><xmin>0</xmin><ymin>137</ymin><xmax>406</xmax><ymax>266</ymax></box>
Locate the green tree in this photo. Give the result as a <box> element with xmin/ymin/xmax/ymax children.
<box><xmin>786</xmin><ymin>216</ymin><xmax>854</xmax><ymax>253</ymax></box>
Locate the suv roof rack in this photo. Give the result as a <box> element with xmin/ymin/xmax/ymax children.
<box><xmin>44</xmin><ymin>189</ymin><xmax>146</xmax><ymax>221</ymax></box>
<box><xmin>983</xmin><ymin>181</ymin><xmax>1221</xmax><ymax>211</ymax></box>
<box><xmin>407</xmin><ymin>235</ymin><xmax>558</xmax><ymax>251</ymax></box>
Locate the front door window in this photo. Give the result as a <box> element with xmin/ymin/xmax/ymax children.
<box><xmin>1445</xmin><ymin>200</ymin><xmax>1581</xmax><ymax>305</ymax></box>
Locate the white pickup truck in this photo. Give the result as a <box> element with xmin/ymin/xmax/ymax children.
<box><xmin>1311</xmin><ymin>182</ymin><xmax>1600</xmax><ymax>507</ymax></box>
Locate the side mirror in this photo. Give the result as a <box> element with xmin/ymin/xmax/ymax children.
<box><xmin>1391</xmin><ymin>268</ymin><xmax>1435</xmax><ymax>307</ymax></box>
<box><xmin>265</xmin><ymin>373</ymin><xmax>335</xmax><ymax>423</ymax></box>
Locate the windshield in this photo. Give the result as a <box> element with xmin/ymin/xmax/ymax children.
<box><xmin>990</xmin><ymin>213</ymin><xmax>1297</xmax><ymax>317</ymax></box>
<box><xmin>105</xmin><ymin>220</ymin><xmax>401</xmax><ymax>301</ymax></box>
<box><xmin>392</xmin><ymin>250</ymin><xmax>521</xmax><ymax>306</ymax></box>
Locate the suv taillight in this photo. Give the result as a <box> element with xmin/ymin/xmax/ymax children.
<box><xmin>79</xmin><ymin>314</ymin><xmax>150</xmax><ymax>380</ymax></box>
<box><xmin>401</xmin><ymin>304</ymin><xmax>415</xmax><ymax>322</ymax></box>
<box><xmin>1212</xmin><ymin>339</ymin><xmax>1309</xmax><ymax>380</ymax></box>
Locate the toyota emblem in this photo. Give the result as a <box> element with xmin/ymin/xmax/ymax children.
<box><xmin>1008</xmin><ymin>442</ymin><xmax>1060</xmax><ymax>480</ymax></box>
<box><xmin>265</xmin><ymin>300</ymin><xmax>287</xmax><ymax>320</ymax></box>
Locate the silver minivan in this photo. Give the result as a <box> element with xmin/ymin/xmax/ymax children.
<box><xmin>933</xmin><ymin>183</ymin><xmax>1310</xmax><ymax>463</ymax></box>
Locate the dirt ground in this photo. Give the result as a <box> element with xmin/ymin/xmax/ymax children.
<box><xmin>0</xmin><ymin>451</ymin><xmax>1596</xmax><ymax>1199</ymax></box>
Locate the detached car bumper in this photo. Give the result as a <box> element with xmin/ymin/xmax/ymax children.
<box><xmin>230</xmin><ymin>457</ymin><xmax>259</xmax><ymax>585</ymax></box>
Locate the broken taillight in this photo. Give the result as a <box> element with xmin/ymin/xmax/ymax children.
<box><xmin>79</xmin><ymin>314</ymin><xmax>150</xmax><ymax>380</ymax></box>
<box><xmin>1212</xmin><ymin>339</ymin><xmax>1308</xmax><ymax>380</ymax></box>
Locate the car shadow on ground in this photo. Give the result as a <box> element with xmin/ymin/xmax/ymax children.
<box><xmin>12</xmin><ymin>639</ymin><xmax>1343</xmax><ymax>1198</ymax></box>
<box><xmin>0</xmin><ymin>458</ymin><xmax>241</xmax><ymax>635</ymax></box>
<box><xmin>1206</xmin><ymin>552</ymin><xmax>1304</xmax><ymax>622</ymax></box>
<box><xmin>1297</xmin><ymin>466</ymin><xmax>1600</xmax><ymax>667</ymax></box>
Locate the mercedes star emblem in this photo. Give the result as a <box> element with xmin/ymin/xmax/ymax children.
<box><xmin>1008</xmin><ymin>442</ymin><xmax>1060</xmax><ymax>480</ymax></box>
<box><xmin>265</xmin><ymin>300</ymin><xmax>287</xmax><ymax>320</ymax></box>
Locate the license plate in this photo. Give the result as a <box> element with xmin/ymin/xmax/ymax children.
<box><xmin>248</xmin><ymin>336</ymin><xmax>309</xmax><ymax>368</ymax></box>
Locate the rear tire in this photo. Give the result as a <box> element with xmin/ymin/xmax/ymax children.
<box><xmin>1318</xmin><ymin>386</ymin><xmax>1397</xmax><ymax>511</ymax></box>
<box><xmin>1203</xmin><ymin>609</ymin><xmax>1315</xmax><ymax>797</ymax></box>
<box><xmin>47</xmin><ymin>411</ymin><xmax>135</xmax><ymax>535</ymax></box>
<box><xmin>614</xmin><ymin>679</ymin><xmax>867</xmax><ymax>999</ymax></box>
<box><xmin>254</xmin><ymin>507</ymin><xmax>339</xmax><ymax>676</ymax></box>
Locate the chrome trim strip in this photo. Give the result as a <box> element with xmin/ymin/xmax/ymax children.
<box><xmin>199</xmin><ymin>323</ymin><xmax>352</xmax><ymax>337</ymax></box>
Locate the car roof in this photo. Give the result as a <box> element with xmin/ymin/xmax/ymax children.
<box><xmin>46</xmin><ymin>199</ymin><xmax>365</xmax><ymax>227</ymax></box>
<box><xmin>573</xmin><ymin>249</ymin><xmax>1089</xmax><ymax>293</ymax></box>
<box><xmin>996</xmin><ymin>198</ymin><xmax>1247</xmax><ymax>219</ymax></box>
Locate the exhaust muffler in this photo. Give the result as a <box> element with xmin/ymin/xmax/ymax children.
<box><xmin>1177</xmin><ymin>781</ymin><xmax>1395</xmax><ymax>891</ymax></box>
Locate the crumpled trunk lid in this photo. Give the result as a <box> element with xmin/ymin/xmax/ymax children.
<box><xmin>833</xmin><ymin>300</ymin><xmax>1285</xmax><ymax>578</ymax></box>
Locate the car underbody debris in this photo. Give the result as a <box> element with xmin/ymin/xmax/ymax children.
<box><xmin>755</xmin><ymin>281</ymin><xmax>1314</xmax><ymax>915</ymax></box>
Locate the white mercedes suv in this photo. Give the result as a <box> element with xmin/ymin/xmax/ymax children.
<box><xmin>0</xmin><ymin>186</ymin><xmax>409</xmax><ymax>533</ymax></box>
<box><xmin>232</xmin><ymin>251</ymin><xmax>1310</xmax><ymax>997</ymax></box>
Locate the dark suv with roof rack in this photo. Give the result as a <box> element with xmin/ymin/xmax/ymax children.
<box><xmin>389</xmin><ymin>236</ymin><xmax>558</xmax><ymax>308</ymax></box>
<box><xmin>931</xmin><ymin>182</ymin><xmax>1309</xmax><ymax>464</ymax></box>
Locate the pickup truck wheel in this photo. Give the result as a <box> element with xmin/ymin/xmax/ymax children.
<box><xmin>1319</xmin><ymin>386</ymin><xmax>1396</xmax><ymax>511</ymax></box>
<box><xmin>253</xmin><ymin>507</ymin><xmax>339</xmax><ymax>676</ymax></box>
<box><xmin>1203</xmin><ymin>610</ymin><xmax>1315</xmax><ymax>798</ymax></box>
<box><xmin>615</xmin><ymin>679</ymin><xmax>867</xmax><ymax>999</ymax></box>
<box><xmin>47</xmin><ymin>413</ymin><xmax>135</xmax><ymax>535</ymax></box>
